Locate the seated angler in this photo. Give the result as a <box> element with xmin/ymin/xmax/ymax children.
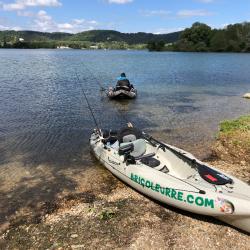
<box><xmin>116</xmin><ymin>73</ymin><xmax>134</xmax><ymax>90</ymax></box>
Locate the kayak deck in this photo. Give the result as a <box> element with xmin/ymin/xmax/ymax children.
<box><xmin>90</xmin><ymin>129</ymin><xmax>250</xmax><ymax>232</ymax></box>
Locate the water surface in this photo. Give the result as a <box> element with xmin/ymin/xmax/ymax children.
<box><xmin>0</xmin><ymin>49</ymin><xmax>250</xmax><ymax>225</ymax></box>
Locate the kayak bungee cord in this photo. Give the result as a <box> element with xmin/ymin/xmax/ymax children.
<box><xmin>75</xmin><ymin>71</ymin><xmax>101</xmax><ymax>135</ymax></box>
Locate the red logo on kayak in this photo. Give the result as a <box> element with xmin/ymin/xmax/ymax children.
<box><xmin>205</xmin><ymin>174</ymin><xmax>218</xmax><ymax>182</ymax></box>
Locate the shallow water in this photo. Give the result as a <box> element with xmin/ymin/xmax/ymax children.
<box><xmin>0</xmin><ymin>49</ymin><xmax>250</xmax><ymax>225</ymax></box>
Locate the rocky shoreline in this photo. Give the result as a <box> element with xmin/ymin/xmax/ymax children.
<box><xmin>0</xmin><ymin>116</ymin><xmax>249</xmax><ymax>250</ymax></box>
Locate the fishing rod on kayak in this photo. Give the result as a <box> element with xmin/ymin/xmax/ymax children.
<box><xmin>143</xmin><ymin>132</ymin><xmax>200</xmax><ymax>167</ymax></box>
<box><xmin>75</xmin><ymin>71</ymin><xmax>101</xmax><ymax>135</ymax></box>
<box><xmin>76</xmin><ymin>69</ymin><xmax>208</xmax><ymax>193</ymax></box>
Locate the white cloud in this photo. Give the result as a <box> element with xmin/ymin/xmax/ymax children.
<box><xmin>155</xmin><ymin>28</ymin><xmax>183</xmax><ymax>35</ymax></box>
<box><xmin>177</xmin><ymin>9</ymin><xmax>214</xmax><ymax>17</ymax></box>
<box><xmin>0</xmin><ymin>24</ymin><xmax>22</xmax><ymax>30</ymax></box>
<box><xmin>153</xmin><ymin>27</ymin><xmax>184</xmax><ymax>34</ymax></box>
<box><xmin>2</xmin><ymin>0</ymin><xmax>61</xmax><ymax>11</ymax></box>
<box><xmin>32</xmin><ymin>10</ymin><xmax>99</xmax><ymax>33</ymax></box>
<box><xmin>107</xmin><ymin>0</ymin><xmax>133</xmax><ymax>4</ymax></box>
<box><xmin>17</xmin><ymin>10</ymin><xmax>34</xmax><ymax>16</ymax></box>
<box><xmin>140</xmin><ymin>10</ymin><xmax>171</xmax><ymax>17</ymax></box>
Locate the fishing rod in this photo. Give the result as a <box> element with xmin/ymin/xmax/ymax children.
<box><xmin>82</xmin><ymin>63</ymin><xmax>108</xmax><ymax>92</ymax></box>
<box><xmin>75</xmin><ymin>71</ymin><xmax>101</xmax><ymax>135</ymax></box>
<box><xmin>142</xmin><ymin>132</ymin><xmax>202</xmax><ymax>169</ymax></box>
<box><xmin>77</xmin><ymin>67</ymin><xmax>209</xmax><ymax>193</ymax></box>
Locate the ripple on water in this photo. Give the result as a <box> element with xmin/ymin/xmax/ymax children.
<box><xmin>0</xmin><ymin>50</ymin><xmax>250</xmax><ymax>228</ymax></box>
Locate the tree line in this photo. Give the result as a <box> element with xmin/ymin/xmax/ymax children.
<box><xmin>148</xmin><ymin>22</ymin><xmax>250</xmax><ymax>52</ymax></box>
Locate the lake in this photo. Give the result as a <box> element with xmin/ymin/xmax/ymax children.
<box><xmin>1</xmin><ymin>49</ymin><xmax>250</xmax><ymax>226</ymax></box>
<box><xmin>1</xmin><ymin>49</ymin><xmax>249</xmax><ymax>165</ymax></box>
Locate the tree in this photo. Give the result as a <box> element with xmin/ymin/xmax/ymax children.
<box><xmin>147</xmin><ymin>41</ymin><xmax>165</xmax><ymax>51</ymax></box>
<box><xmin>210</xmin><ymin>30</ymin><xmax>227</xmax><ymax>52</ymax></box>
<box><xmin>174</xmin><ymin>22</ymin><xmax>212</xmax><ymax>51</ymax></box>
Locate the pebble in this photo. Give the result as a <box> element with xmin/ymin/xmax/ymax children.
<box><xmin>71</xmin><ymin>245</ymin><xmax>85</xmax><ymax>249</ymax></box>
<box><xmin>71</xmin><ymin>234</ymin><xmax>78</xmax><ymax>238</ymax></box>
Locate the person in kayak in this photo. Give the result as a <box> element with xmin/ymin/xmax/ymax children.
<box><xmin>116</xmin><ymin>73</ymin><xmax>134</xmax><ymax>90</ymax></box>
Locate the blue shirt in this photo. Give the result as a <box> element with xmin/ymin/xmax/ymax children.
<box><xmin>117</xmin><ymin>76</ymin><xmax>128</xmax><ymax>81</ymax></box>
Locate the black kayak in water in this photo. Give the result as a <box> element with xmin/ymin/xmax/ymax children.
<box><xmin>108</xmin><ymin>86</ymin><xmax>137</xmax><ymax>99</ymax></box>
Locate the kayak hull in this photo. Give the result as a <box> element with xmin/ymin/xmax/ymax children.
<box><xmin>90</xmin><ymin>130</ymin><xmax>250</xmax><ymax>233</ymax></box>
<box><xmin>108</xmin><ymin>88</ymin><xmax>137</xmax><ymax>99</ymax></box>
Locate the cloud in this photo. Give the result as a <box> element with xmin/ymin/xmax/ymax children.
<box><xmin>0</xmin><ymin>24</ymin><xmax>22</xmax><ymax>30</ymax></box>
<box><xmin>2</xmin><ymin>0</ymin><xmax>61</xmax><ymax>11</ymax></box>
<box><xmin>177</xmin><ymin>9</ymin><xmax>214</xmax><ymax>17</ymax></box>
<box><xmin>107</xmin><ymin>0</ymin><xmax>133</xmax><ymax>4</ymax></box>
<box><xmin>153</xmin><ymin>27</ymin><xmax>184</xmax><ymax>34</ymax></box>
<box><xmin>17</xmin><ymin>10</ymin><xmax>35</xmax><ymax>16</ymax></box>
<box><xmin>32</xmin><ymin>10</ymin><xmax>99</xmax><ymax>33</ymax></box>
<box><xmin>140</xmin><ymin>10</ymin><xmax>171</xmax><ymax>17</ymax></box>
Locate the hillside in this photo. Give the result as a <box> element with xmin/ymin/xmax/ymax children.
<box><xmin>0</xmin><ymin>29</ymin><xmax>181</xmax><ymax>44</ymax></box>
<box><xmin>0</xmin><ymin>30</ymin><xmax>72</xmax><ymax>42</ymax></box>
<box><xmin>70</xmin><ymin>30</ymin><xmax>181</xmax><ymax>44</ymax></box>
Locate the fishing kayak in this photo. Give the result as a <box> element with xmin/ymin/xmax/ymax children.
<box><xmin>108</xmin><ymin>86</ymin><xmax>137</xmax><ymax>99</ymax></box>
<box><xmin>90</xmin><ymin>126</ymin><xmax>250</xmax><ymax>233</ymax></box>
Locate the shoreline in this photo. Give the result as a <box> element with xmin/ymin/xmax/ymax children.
<box><xmin>1</xmin><ymin>115</ymin><xmax>249</xmax><ymax>249</ymax></box>
<box><xmin>2</xmin><ymin>48</ymin><xmax>250</xmax><ymax>53</ymax></box>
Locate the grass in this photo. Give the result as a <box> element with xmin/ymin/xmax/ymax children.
<box><xmin>99</xmin><ymin>209</ymin><xmax>115</xmax><ymax>220</ymax></box>
<box><xmin>214</xmin><ymin>115</ymin><xmax>250</xmax><ymax>163</ymax></box>
<box><xmin>219</xmin><ymin>115</ymin><xmax>250</xmax><ymax>134</ymax></box>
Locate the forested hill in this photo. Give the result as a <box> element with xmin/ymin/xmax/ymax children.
<box><xmin>70</xmin><ymin>30</ymin><xmax>181</xmax><ymax>44</ymax></box>
<box><xmin>0</xmin><ymin>29</ymin><xmax>181</xmax><ymax>44</ymax></box>
<box><xmin>0</xmin><ymin>30</ymin><xmax>72</xmax><ymax>42</ymax></box>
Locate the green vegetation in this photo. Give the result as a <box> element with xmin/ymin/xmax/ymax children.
<box><xmin>0</xmin><ymin>29</ymin><xmax>180</xmax><ymax>49</ymax></box>
<box><xmin>147</xmin><ymin>41</ymin><xmax>166</xmax><ymax>51</ymax></box>
<box><xmin>214</xmin><ymin>115</ymin><xmax>250</xmax><ymax>163</ymax></box>
<box><xmin>219</xmin><ymin>115</ymin><xmax>250</xmax><ymax>134</ymax></box>
<box><xmin>99</xmin><ymin>209</ymin><xmax>115</xmax><ymax>220</ymax></box>
<box><xmin>174</xmin><ymin>22</ymin><xmax>250</xmax><ymax>52</ymax></box>
<box><xmin>2</xmin><ymin>22</ymin><xmax>250</xmax><ymax>52</ymax></box>
<box><xmin>148</xmin><ymin>22</ymin><xmax>250</xmax><ymax>52</ymax></box>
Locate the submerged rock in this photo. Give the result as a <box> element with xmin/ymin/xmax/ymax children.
<box><xmin>243</xmin><ymin>93</ymin><xmax>250</xmax><ymax>99</ymax></box>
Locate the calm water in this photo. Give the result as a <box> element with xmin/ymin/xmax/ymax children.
<box><xmin>0</xmin><ymin>49</ymin><xmax>250</xmax><ymax>166</ymax></box>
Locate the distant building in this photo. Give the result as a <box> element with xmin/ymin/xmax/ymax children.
<box><xmin>56</xmin><ymin>46</ymin><xmax>71</xmax><ymax>49</ymax></box>
<box><xmin>90</xmin><ymin>45</ymin><xmax>98</xmax><ymax>49</ymax></box>
<box><xmin>19</xmin><ymin>38</ymin><xmax>24</xmax><ymax>42</ymax></box>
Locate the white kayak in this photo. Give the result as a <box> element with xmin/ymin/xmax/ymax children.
<box><xmin>108</xmin><ymin>86</ymin><xmax>137</xmax><ymax>99</ymax></box>
<box><xmin>90</xmin><ymin>127</ymin><xmax>250</xmax><ymax>233</ymax></box>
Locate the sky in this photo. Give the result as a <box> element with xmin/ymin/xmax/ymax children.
<box><xmin>0</xmin><ymin>0</ymin><xmax>250</xmax><ymax>34</ymax></box>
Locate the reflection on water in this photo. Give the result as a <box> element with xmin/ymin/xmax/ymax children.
<box><xmin>0</xmin><ymin>49</ymin><xmax>250</xmax><ymax>226</ymax></box>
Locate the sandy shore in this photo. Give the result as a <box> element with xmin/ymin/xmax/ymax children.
<box><xmin>0</xmin><ymin>117</ymin><xmax>249</xmax><ymax>250</ymax></box>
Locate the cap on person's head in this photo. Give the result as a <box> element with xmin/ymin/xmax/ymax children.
<box><xmin>121</xmin><ymin>73</ymin><xmax>126</xmax><ymax>77</ymax></box>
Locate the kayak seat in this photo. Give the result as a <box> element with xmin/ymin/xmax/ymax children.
<box><xmin>120</xmin><ymin>139</ymin><xmax>146</xmax><ymax>158</ymax></box>
<box><xmin>141</xmin><ymin>157</ymin><xmax>160</xmax><ymax>168</ymax></box>
<box><xmin>123</xmin><ymin>134</ymin><xmax>137</xmax><ymax>143</ymax></box>
<box><xmin>118</xmin><ymin>127</ymin><xmax>142</xmax><ymax>143</ymax></box>
<box><xmin>198</xmin><ymin>164</ymin><xmax>233</xmax><ymax>185</ymax></box>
